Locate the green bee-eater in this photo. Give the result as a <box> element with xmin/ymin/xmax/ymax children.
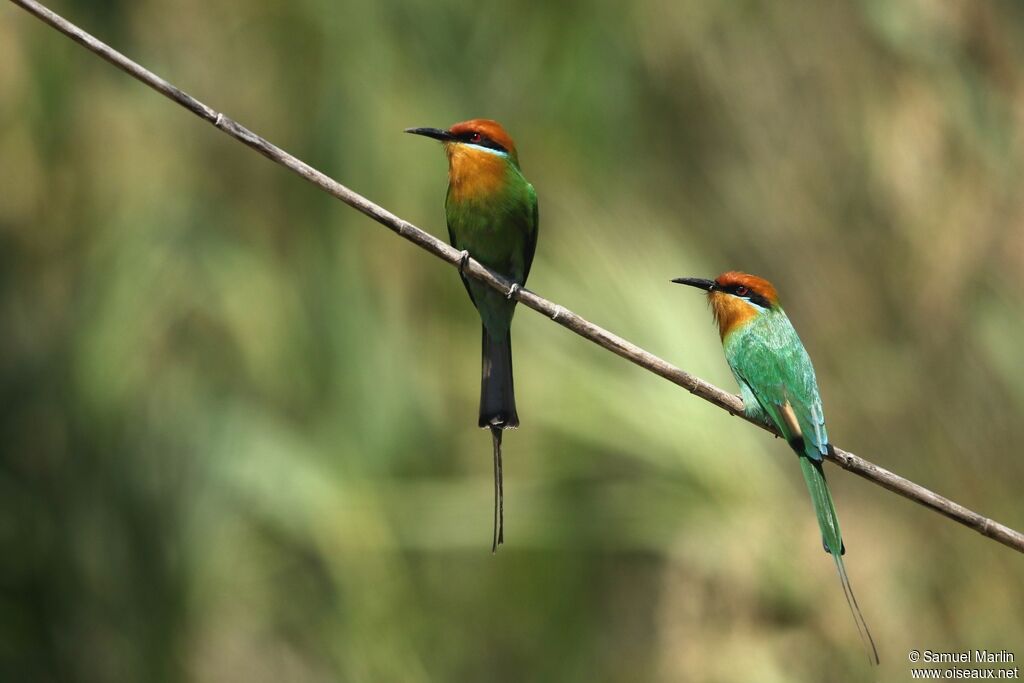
<box><xmin>406</xmin><ymin>119</ymin><xmax>538</xmax><ymax>552</ymax></box>
<box><xmin>674</xmin><ymin>271</ymin><xmax>878</xmax><ymax>663</ymax></box>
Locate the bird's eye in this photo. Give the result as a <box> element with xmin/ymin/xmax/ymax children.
<box><xmin>469</xmin><ymin>132</ymin><xmax>482</xmax><ymax>143</ymax></box>
<box><xmin>735</xmin><ymin>286</ymin><xmax>749</xmax><ymax>297</ymax></box>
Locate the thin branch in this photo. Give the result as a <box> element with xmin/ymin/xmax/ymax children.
<box><xmin>11</xmin><ymin>0</ymin><xmax>1024</xmax><ymax>555</ymax></box>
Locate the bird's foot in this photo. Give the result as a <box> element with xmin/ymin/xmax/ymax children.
<box><xmin>457</xmin><ymin>250</ymin><xmax>470</xmax><ymax>274</ymax></box>
<box><xmin>506</xmin><ymin>283</ymin><xmax>521</xmax><ymax>300</ymax></box>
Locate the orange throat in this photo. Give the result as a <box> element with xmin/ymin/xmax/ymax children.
<box><xmin>709</xmin><ymin>291</ymin><xmax>758</xmax><ymax>340</ymax></box>
<box><xmin>445</xmin><ymin>144</ymin><xmax>508</xmax><ymax>203</ymax></box>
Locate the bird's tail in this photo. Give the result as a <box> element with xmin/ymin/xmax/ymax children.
<box><xmin>798</xmin><ymin>457</ymin><xmax>880</xmax><ymax>665</ymax></box>
<box><xmin>479</xmin><ymin>328</ymin><xmax>519</xmax><ymax>429</ymax></box>
<box><xmin>490</xmin><ymin>426</ymin><xmax>503</xmax><ymax>552</ymax></box>
<box><xmin>480</xmin><ymin>328</ymin><xmax>516</xmax><ymax>552</ymax></box>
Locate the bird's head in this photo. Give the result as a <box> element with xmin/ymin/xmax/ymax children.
<box><xmin>672</xmin><ymin>271</ymin><xmax>781</xmax><ymax>340</ymax></box>
<box><xmin>405</xmin><ymin>119</ymin><xmax>520</xmax><ymax>169</ymax></box>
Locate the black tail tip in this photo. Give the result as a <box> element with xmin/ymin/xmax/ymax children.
<box><xmin>822</xmin><ymin>536</ymin><xmax>847</xmax><ymax>555</ymax></box>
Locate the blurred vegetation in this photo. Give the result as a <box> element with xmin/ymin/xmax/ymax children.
<box><xmin>3</xmin><ymin>0</ymin><xmax>1024</xmax><ymax>681</ymax></box>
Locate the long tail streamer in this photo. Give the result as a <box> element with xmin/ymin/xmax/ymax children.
<box><xmin>833</xmin><ymin>553</ymin><xmax>880</xmax><ymax>665</ymax></box>
<box><xmin>800</xmin><ymin>457</ymin><xmax>879</xmax><ymax>664</ymax></box>
<box><xmin>491</xmin><ymin>426</ymin><xmax>504</xmax><ymax>552</ymax></box>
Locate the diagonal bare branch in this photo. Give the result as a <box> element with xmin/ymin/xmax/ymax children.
<box><xmin>10</xmin><ymin>0</ymin><xmax>1023</xmax><ymax>554</ymax></box>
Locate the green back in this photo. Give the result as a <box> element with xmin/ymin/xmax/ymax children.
<box><xmin>723</xmin><ymin>308</ymin><xmax>829</xmax><ymax>461</ymax></box>
<box><xmin>445</xmin><ymin>161</ymin><xmax>538</xmax><ymax>336</ymax></box>
<box><xmin>724</xmin><ymin>307</ymin><xmax>876</xmax><ymax>661</ymax></box>
<box><xmin>724</xmin><ymin>307</ymin><xmax>847</xmax><ymax>557</ymax></box>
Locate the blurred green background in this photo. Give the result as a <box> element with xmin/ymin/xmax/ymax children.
<box><xmin>3</xmin><ymin>1</ymin><xmax>1023</xmax><ymax>681</ymax></box>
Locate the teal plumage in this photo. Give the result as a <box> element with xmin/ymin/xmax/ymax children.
<box><xmin>674</xmin><ymin>271</ymin><xmax>879</xmax><ymax>664</ymax></box>
<box><xmin>724</xmin><ymin>306</ymin><xmax>845</xmax><ymax>553</ymax></box>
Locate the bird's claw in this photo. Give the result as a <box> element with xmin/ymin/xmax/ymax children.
<box><xmin>506</xmin><ymin>283</ymin><xmax>520</xmax><ymax>300</ymax></box>
<box><xmin>457</xmin><ymin>250</ymin><xmax>470</xmax><ymax>274</ymax></box>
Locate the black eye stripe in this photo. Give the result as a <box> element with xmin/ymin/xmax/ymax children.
<box><xmin>748</xmin><ymin>293</ymin><xmax>772</xmax><ymax>308</ymax></box>
<box><xmin>722</xmin><ymin>284</ymin><xmax>771</xmax><ymax>308</ymax></box>
<box><xmin>458</xmin><ymin>132</ymin><xmax>508</xmax><ymax>154</ymax></box>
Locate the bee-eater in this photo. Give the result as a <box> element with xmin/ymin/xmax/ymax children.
<box><xmin>673</xmin><ymin>271</ymin><xmax>878</xmax><ymax>663</ymax></box>
<box><xmin>406</xmin><ymin>119</ymin><xmax>538</xmax><ymax>552</ymax></box>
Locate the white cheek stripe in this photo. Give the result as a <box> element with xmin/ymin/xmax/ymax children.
<box><xmin>459</xmin><ymin>142</ymin><xmax>509</xmax><ymax>158</ymax></box>
<box><xmin>729</xmin><ymin>293</ymin><xmax>766</xmax><ymax>312</ymax></box>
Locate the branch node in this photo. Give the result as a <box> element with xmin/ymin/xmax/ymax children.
<box><xmin>214</xmin><ymin>112</ymin><xmax>224</xmax><ymax>128</ymax></box>
<box><xmin>506</xmin><ymin>283</ymin><xmax>520</xmax><ymax>300</ymax></box>
<box><xmin>551</xmin><ymin>305</ymin><xmax>568</xmax><ymax>322</ymax></box>
<box><xmin>457</xmin><ymin>250</ymin><xmax>470</xmax><ymax>274</ymax></box>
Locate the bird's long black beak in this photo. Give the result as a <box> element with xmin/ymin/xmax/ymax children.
<box><xmin>672</xmin><ymin>277</ymin><xmax>716</xmax><ymax>291</ymax></box>
<box><xmin>404</xmin><ymin>127</ymin><xmax>455</xmax><ymax>142</ymax></box>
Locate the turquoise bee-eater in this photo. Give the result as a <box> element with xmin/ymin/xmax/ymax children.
<box><xmin>406</xmin><ymin>119</ymin><xmax>538</xmax><ymax>552</ymax></box>
<box><xmin>674</xmin><ymin>271</ymin><xmax>878</xmax><ymax>663</ymax></box>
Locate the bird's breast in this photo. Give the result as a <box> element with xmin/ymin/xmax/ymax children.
<box><xmin>710</xmin><ymin>292</ymin><xmax>759</xmax><ymax>341</ymax></box>
<box><xmin>446</xmin><ymin>145</ymin><xmax>511</xmax><ymax>204</ymax></box>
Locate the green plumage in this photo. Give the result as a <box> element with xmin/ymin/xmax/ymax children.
<box><xmin>724</xmin><ymin>310</ymin><xmax>838</xmax><ymax>542</ymax></box>
<box><xmin>444</xmin><ymin>148</ymin><xmax>537</xmax><ymax>552</ymax></box>
<box><xmin>445</xmin><ymin>157</ymin><xmax>538</xmax><ymax>428</ymax></box>
<box><xmin>409</xmin><ymin>121</ymin><xmax>538</xmax><ymax>552</ymax></box>
<box><xmin>724</xmin><ymin>306</ymin><xmax>878</xmax><ymax>663</ymax></box>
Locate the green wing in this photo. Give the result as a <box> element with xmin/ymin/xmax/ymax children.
<box><xmin>727</xmin><ymin>316</ymin><xmax>829</xmax><ymax>461</ymax></box>
<box><xmin>728</xmin><ymin>314</ymin><xmax>845</xmax><ymax>554</ymax></box>
<box><xmin>726</xmin><ymin>312</ymin><xmax>843</xmax><ymax>555</ymax></box>
<box><xmin>521</xmin><ymin>182</ymin><xmax>539</xmax><ymax>284</ymax></box>
<box><xmin>727</xmin><ymin>313</ymin><xmax>878</xmax><ymax>662</ymax></box>
<box><xmin>444</xmin><ymin>166</ymin><xmax>537</xmax><ymax>336</ymax></box>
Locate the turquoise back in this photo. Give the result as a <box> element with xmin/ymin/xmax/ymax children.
<box><xmin>723</xmin><ymin>309</ymin><xmax>829</xmax><ymax>461</ymax></box>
